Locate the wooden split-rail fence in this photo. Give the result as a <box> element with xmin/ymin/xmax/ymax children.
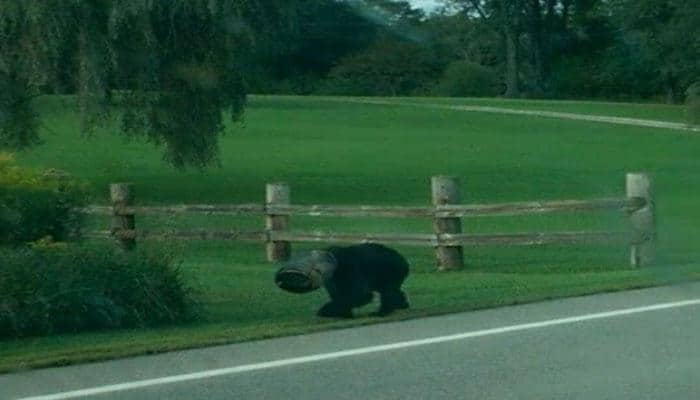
<box><xmin>83</xmin><ymin>173</ymin><xmax>656</xmax><ymax>269</ymax></box>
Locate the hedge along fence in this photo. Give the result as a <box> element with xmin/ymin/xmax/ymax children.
<box><xmin>82</xmin><ymin>173</ymin><xmax>655</xmax><ymax>270</ymax></box>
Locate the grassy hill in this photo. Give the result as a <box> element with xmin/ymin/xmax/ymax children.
<box><xmin>2</xmin><ymin>95</ymin><xmax>699</xmax><ymax>371</ymax></box>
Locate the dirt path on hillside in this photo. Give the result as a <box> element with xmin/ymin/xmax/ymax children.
<box><xmin>329</xmin><ymin>97</ymin><xmax>700</xmax><ymax>133</ymax></box>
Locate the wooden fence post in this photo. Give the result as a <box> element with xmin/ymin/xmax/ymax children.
<box><xmin>110</xmin><ymin>183</ymin><xmax>136</xmax><ymax>251</ymax></box>
<box><xmin>266</xmin><ymin>182</ymin><xmax>291</xmax><ymax>262</ymax></box>
<box><xmin>626</xmin><ymin>173</ymin><xmax>655</xmax><ymax>267</ymax></box>
<box><xmin>432</xmin><ymin>176</ymin><xmax>464</xmax><ymax>270</ymax></box>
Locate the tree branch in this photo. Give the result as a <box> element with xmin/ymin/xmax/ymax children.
<box><xmin>467</xmin><ymin>0</ymin><xmax>488</xmax><ymax>20</ymax></box>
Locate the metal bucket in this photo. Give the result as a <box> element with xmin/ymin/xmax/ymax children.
<box><xmin>275</xmin><ymin>250</ymin><xmax>336</xmax><ymax>294</ymax></box>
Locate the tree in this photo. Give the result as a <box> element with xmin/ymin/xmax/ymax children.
<box><xmin>0</xmin><ymin>0</ymin><xmax>299</xmax><ymax>168</ymax></box>
<box><xmin>358</xmin><ymin>0</ymin><xmax>426</xmax><ymax>28</ymax></box>
<box><xmin>497</xmin><ymin>0</ymin><xmax>524</xmax><ymax>97</ymax></box>
<box><xmin>608</xmin><ymin>0</ymin><xmax>700</xmax><ymax>103</ymax></box>
<box><xmin>315</xmin><ymin>1</ymin><xmax>445</xmax><ymax>96</ymax></box>
<box><xmin>443</xmin><ymin>0</ymin><xmax>524</xmax><ymax>97</ymax></box>
<box><xmin>245</xmin><ymin>0</ymin><xmax>380</xmax><ymax>94</ymax></box>
<box><xmin>319</xmin><ymin>39</ymin><xmax>442</xmax><ymax>96</ymax></box>
<box><xmin>433</xmin><ymin>60</ymin><xmax>500</xmax><ymax>97</ymax></box>
<box><xmin>439</xmin><ymin>1</ymin><xmax>633</xmax><ymax>99</ymax></box>
<box><xmin>423</xmin><ymin>12</ymin><xmax>500</xmax><ymax>67</ymax></box>
<box><xmin>687</xmin><ymin>82</ymin><xmax>700</xmax><ymax>125</ymax></box>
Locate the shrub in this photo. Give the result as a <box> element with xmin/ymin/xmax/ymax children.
<box><xmin>0</xmin><ymin>153</ymin><xmax>86</xmax><ymax>246</ymax></box>
<box><xmin>0</xmin><ymin>244</ymin><xmax>199</xmax><ymax>338</ymax></box>
<box><xmin>318</xmin><ymin>40</ymin><xmax>442</xmax><ymax>96</ymax></box>
<box><xmin>433</xmin><ymin>61</ymin><xmax>501</xmax><ymax>98</ymax></box>
<box><xmin>686</xmin><ymin>81</ymin><xmax>700</xmax><ymax>126</ymax></box>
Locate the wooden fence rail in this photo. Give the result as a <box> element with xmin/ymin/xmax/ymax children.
<box><xmin>94</xmin><ymin>229</ymin><xmax>633</xmax><ymax>248</ymax></box>
<box><xmin>82</xmin><ymin>198</ymin><xmax>644</xmax><ymax>218</ymax></box>
<box><xmin>82</xmin><ymin>173</ymin><xmax>655</xmax><ymax>269</ymax></box>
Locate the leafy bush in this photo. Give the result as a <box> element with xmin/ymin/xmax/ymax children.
<box><xmin>550</xmin><ymin>43</ymin><xmax>660</xmax><ymax>101</ymax></box>
<box><xmin>318</xmin><ymin>40</ymin><xmax>442</xmax><ymax>96</ymax></box>
<box><xmin>433</xmin><ymin>61</ymin><xmax>501</xmax><ymax>98</ymax></box>
<box><xmin>0</xmin><ymin>244</ymin><xmax>199</xmax><ymax>338</ymax></box>
<box><xmin>687</xmin><ymin>81</ymin><xmax>700</xmax><ymax>126</ymax></box>
<box><xmin>0</xmin><ymin>153</ymin><xmax>86</xmax><ymax>246</ymax></box>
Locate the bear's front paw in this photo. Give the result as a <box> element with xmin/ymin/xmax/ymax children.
<box><xmin>317</xmin><ymin>302</ymin><xmax>353</xmax><ymax>318</ymax></box>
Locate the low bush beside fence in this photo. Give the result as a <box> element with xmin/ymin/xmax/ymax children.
<box><xmin>0</xmin><ymin>153</ymin><xmax>86</xmax><ymax>246</ymax></box>
<box><xmin>0</xmin><ymin>244</ymin><xmax>198</xmax><ymax>339</ymax></box>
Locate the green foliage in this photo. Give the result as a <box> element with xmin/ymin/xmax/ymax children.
<box><xmin>0</xmin><ymin>72</ymin><xmax>40</xmax><ymax>150</ymax></box>
<box><xmin>433</xmin><ymin>61</ymin><xmax>501</xmax><ymax>97</ymax></box>
<box><xmin>110</xmin><ymin>1</ymin><xmax>249</xmax><ymax>168</ymax></box>
<box><xmin>433</xmin><ymin>0</ymin><xmax>700</xmax><ymax>101</ymax></box>
<box><xmin>0</xmin><ymin>0</ymin><xmax>277</xmax><ymax>168</ymax></box>
<box><xmin>0</xmin><ymin>153</ymin><xmax>86</xmax><ymax>246</ymax></box>
<box><xmin>0</xmin><ymin>244</ymin><xmax>199</xmax><ymax>338</ymax></box>
<box><xmin>687</xmin><ymin>82</ymin><xmax>700</xmax><ymax>126</ymax></box>
<box><xmin>319</xmin><ymin>40</ymin><xmax>442</xmax><ymax>96</ymax></box>
<box><xmin>561</xmin><ymin>35</ymin><xmax>660</xmax><ymax>101</ymax></box>
<box><xmin>2</xmin><ymin>0</ymin><xmax>698</xmax><ymax>128</ymax></box>
<box><xmin>608</xmin><ymin>0</ymin><xmax>700</xmax><ymax>102</ymax></box>
<box><xmin>244</xmin><ymin>1</ymin><xmax>379</xmax><ymax>95</ymax></box>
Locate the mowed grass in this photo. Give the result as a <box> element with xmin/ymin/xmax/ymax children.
<box><xmin>2</xmin><ymin>95</ymin><xmax>699</xmax><ymax>372</ymax></box>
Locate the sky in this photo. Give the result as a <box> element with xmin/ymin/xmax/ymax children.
<box><xmin>409</xmin><ymin>0</ymin><xmax>442</xmax><ymax>11</ymax></box>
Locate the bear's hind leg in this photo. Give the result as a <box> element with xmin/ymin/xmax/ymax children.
<box><xmin>351</xmin><ymin>291</ymin><xmax>374</xmax><ymax>308</ymax></box>
<box><xmin>373</xmin><ymin>289</ymin><xmax>409</xmax><ymax>317</ymax></box>
<box><xmin>394</xmin><ymin>290</ymin><xmax>409</xmax><ymax>310</ymax></box>
<box><xmin>317</xmin><ymin>301</ymin><xmax>353</xmax><ymax>318</ymax></box>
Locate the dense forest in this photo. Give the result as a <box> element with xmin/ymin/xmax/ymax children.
<box><xmin>1</xmin><ymin>0</ymin><xmax>698</xmax><ymax>167</ymax></box>
<box><xmin>248</xmin><ymin>0</ymin><xmax>699</xmax><ymax>103</ymax></box>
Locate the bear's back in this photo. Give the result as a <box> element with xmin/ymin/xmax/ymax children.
<box><xmin>326</xmin><ymin>243</ymin><xmax>409</xmax><ymax>287</ymax></box>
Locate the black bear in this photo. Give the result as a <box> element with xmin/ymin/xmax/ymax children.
<box><xmin>275</xmin><ymin>243</ymin><xmax>410</xmax><ymax>318</ymax></box>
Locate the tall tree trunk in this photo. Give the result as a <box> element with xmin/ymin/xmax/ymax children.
<box><xmin>665</xmin><ymin>72</ymin><xmax>679</xmax><ymax>104</ymax></box>
<box><xmin>561</xmin><ymin>0</ymin><xmax>572</xmax><ymax>30</ymax></box>
<box><xmin>542</xmin><ymin>0</ymin><xmax>557</xmax><ymax>88</ymax></box>
<box><xmin>666</xmin><ymin>85</ymin><xmax>677</xmax><ymax>104</ymax></box>
<box><xmin>499</xmin><ymin>0</ymin><xmax>520</xmax><ymax>98</ymax></box>
<box><xmin>527</xmin><ymin>0</ymin><xmax>545</xmax><ymax>96</ymax></box>
<box><xmin>531</xmin><ymin>40</ymin><xmax>545</xmax><ymax>96</ymax></box>
<box><xmin>504</xmin><ymin>26</ymin><xmax>520</xmax><ymax>98</ymax></box>
<box><xmin>545</xmin><ymin>0</ymin><xmax>556</xmax><ymax>24</ymax></box>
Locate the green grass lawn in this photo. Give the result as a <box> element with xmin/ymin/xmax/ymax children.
<box><xmin>2</xmin><ymin>95</ymin><xmax>699</xmax><ymax>372</ymax></box>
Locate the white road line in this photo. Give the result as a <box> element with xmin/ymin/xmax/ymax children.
<box><xmin>18</xmin><ymin>298</ymin><xmax>700</xmax><ymax>400</ymax></box>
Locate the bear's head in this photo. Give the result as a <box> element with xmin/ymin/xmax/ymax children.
<box><xmin>275</xmin><ymin>250</ymin><xmax>337</xmax><ymax>294</ymax></box>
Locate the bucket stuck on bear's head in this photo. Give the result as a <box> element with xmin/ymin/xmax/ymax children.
<box><xmin>275</xmin><ymin>250</ymin><xmax>336</xmax><ymax>294</ymax></box>
<box><xmin>274</xmin><ymin>267</ymin><xmax>322</xmax><ymax>293</ymax></box>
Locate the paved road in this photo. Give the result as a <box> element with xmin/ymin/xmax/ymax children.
<box><xmin>3</xmin><ymin>282</ymin><xmax>700</xmax><ymax>400</ymax></box>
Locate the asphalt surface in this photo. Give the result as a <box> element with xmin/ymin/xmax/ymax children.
<box><xmin>3</xmin><ymin>282</ymin><xmax>700</xmax><ymax>400</ymax></box>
